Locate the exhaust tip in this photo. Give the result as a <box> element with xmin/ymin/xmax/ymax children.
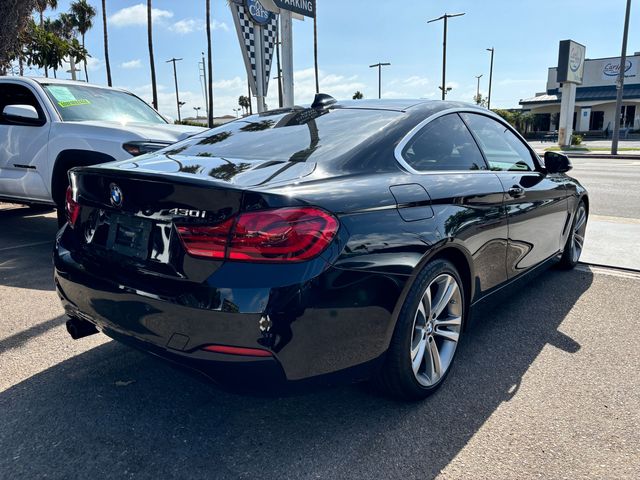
<box><xmin>66</xmin><ymin>317</ymin><xmax>99</xmax><ymax>340</ymax></box>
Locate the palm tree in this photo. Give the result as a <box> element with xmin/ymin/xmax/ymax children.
<box><xmin>34</xmin><ymin>0</ymin><xmax>57</xmax><ymax>76</ymax></box>
<box><xmin>101</xmin><ymin>0</ymin><xmax>112</xmax><ymax>86</ymax></box>
<box><xmin>70</xmin><ymin>0</ymin><xmax>96</xmax><ymax>82</ymax></box>
<box><xmin>313</xmin><ymin>13</ymin><xmax>319</xmax><ymax>94</ymax></box>
<box><xmin>352</xmin><ymin>91</ymin><xmax>364</xmax><ymax>100</ymax></box>
<box><xmin>206</xmin><ymin>0</ymin><xmax>214</xmax><ymax>127</ymax></box>
<box><xmin>147</xmin><ymin>0</ymin><xmax>158</xmax><ymax>109</ymax></box>
<box><xmin>35</xmin><ymin>0</ymin><xmax>58</xmax><ymax>27</ymax></box>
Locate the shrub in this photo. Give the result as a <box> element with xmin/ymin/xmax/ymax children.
<box><xmin>571</xmin><ymin>134</ymin><xmax>583</xmax><ymax>146</ymax></box>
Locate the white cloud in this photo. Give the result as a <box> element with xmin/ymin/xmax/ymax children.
<box><xmin>120</xmin><ymin>59</ymin><xmax>142</xmax><ymax>69</ymax></box>
<box><xmin>86</xmin><ymin>56</ymin><xmax>103</xmax><ymax>72</ymax></box>
<box><xmin>110</xmin><ymin>4</ymin><xmax>173</xmax><ymax>27</ymax></box>
<box><xmin>170</xmin><ymin>18</ymin><xmax>229</xmax><ymax>34</ymax></box>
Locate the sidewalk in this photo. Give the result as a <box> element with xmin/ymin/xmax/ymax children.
<box><xmin>528</xmin><ymin>139</ymin><xmax>640</xmax><ymax>158</ymax></box>
<box><xmin>581</xmin><ymin>215</ymin><xmax>640</xmax><ymax>271</ymax></box>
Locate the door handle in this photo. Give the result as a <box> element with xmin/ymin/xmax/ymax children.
<box><xmin>508</xmin><ymin>186</ymin><xmax>525</xmax><ymax>198</ymax></box>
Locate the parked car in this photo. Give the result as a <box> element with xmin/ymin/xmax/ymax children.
<box><xmin>0</xmin><ymin>77</ymin><xmax>204</xmax><ymax>222</ymax></box>
<box><xmin>54</xmin><ymin>95</ymin><xmax>589</xmax><ymax>400</ymax></box>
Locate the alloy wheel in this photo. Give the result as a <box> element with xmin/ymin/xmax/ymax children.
<box><xmin>572</xmin><ymin>205</ymin><xmax>587</xmax><ymax>263</ymax></box>
<box><xmin>410</xmin><ymin>273</ymin><xmax>462</xmax><ymax>387</ymax></box>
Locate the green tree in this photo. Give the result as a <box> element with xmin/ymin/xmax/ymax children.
<box><xmin>70</xmin><ymin>0</ymin><xmax>96</xmax><ymax>82</ymax></box>
<box><xmin>352</xmin><ymin>91</ymin><xmax>364</xmax><ymax>100</ymax></box>
<box><xmin>35</xmin><ymin>0</ymin><xmax>58</xmax><ymax>27</ymax></box>
<box><xmin>238</xmin><ymin>95</ymin><xmax>251</xmax><ymax>115</ymax></box>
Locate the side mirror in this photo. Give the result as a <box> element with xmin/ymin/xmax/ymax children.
<box><xmin>2</xmin><ymin>104</ymin><xmax>43</xmax><ymax>126</ymax></box>
<box><xmin>544</xmin><ymin>151</ymin><xmax>572</xmax><ymax>174</ymax></box>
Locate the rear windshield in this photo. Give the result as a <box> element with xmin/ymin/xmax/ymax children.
<box><xmin>162</xmin><ymin>108</ymin><xmax>401</xmax><ymax>163</ymax></box>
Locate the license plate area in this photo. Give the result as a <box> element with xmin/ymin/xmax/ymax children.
<box><xmin>106</xmin><ymin>214</ymin><xmax>152</xmax><ymax>260</ymax></box>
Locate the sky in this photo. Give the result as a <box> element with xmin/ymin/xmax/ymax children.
<box><xmin>20</xmin><ymin>0</ymin><xmax>640</xmax><ymax>119</ymax></box>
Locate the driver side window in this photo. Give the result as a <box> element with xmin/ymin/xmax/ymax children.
<box><xmin>460</xmin><ymin>113</ymin><xmax>536</xmax><ymax>171</ymax></box>
<box><xmin>0</xmin><ymin>83</ymin><xmax>46</xmax><ymax>126</ymax></box>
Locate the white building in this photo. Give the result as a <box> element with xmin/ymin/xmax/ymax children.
<box><xmin>520</xmin><ymin>54</ymin><xmax>640</xmax><ymax>133</ymax></box>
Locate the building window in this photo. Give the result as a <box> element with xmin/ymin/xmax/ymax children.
<box><xmin>590</xmin><ymin>111</ymin><xmax>604</xmax><ymax>131</ymax></box>
<box><xmin>620</xmin><ymin>106</ymin><xmax>636</xmax><ymax>128</ymax></box>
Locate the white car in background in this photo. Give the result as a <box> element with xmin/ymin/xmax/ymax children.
<box><xmin>0</xmin><ymin>77</ymin><xmax>205</xmax><ymax>222</ymax></box>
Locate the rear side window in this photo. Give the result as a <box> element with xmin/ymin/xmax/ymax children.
<box><xmin>460</xmin><ymin>113</ymin><xmax>536</xmax><ymax>171</ymax></box>
<box><xmin>401</xmin><ymin>113</ymin><xmax>486</xmax><ymax>171</ymax></box>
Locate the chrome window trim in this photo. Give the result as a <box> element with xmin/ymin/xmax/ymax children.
<box><xmin>393</xmin><ymin>106</ymin><xmax>541</xmax><ymax>174</ymax></box>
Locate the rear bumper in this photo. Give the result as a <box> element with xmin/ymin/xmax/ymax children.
<box><xmin>54</xmin><ymin>227</ymin><xmax>402</xmax><ymax>387</ymax></box>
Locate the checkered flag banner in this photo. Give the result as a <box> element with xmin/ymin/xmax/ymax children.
<box><xmin>231</xmin><ymin>1</ymin><xmax>278</xmax><ymax>98</ymax></box>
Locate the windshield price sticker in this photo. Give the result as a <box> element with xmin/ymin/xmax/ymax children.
<box><xmin>58</xmin><ymin>99</ymin><xmax>91</xmax><ymax>108</ymax></box>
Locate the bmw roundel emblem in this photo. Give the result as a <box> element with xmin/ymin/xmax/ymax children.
<box><xmin>109</xmin><ymin>183</ymin><xmax>123</xmax><ymax>207</ymax></box>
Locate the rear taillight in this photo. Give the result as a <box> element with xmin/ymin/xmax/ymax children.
<box><xmin>177</xmin><ymin>207</ymin><xmax>338</xmax><ymax>263</ymax></box>
<box><xmin>65</xmin><ymin>186</ymin><xmax>81</xmax><ymax>227</ymax></box>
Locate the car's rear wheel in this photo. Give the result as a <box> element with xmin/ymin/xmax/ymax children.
<box><xmin>376</xmin><ymin>259</ymin><xmax>464</xmax><ymax>400</ymax></box>
<box><xmin>558</xmin><ymin>200</ymin><xmax>587</xmax><ymax>269</ymax></box>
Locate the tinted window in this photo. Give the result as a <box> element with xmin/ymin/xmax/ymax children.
<box><xmin>160</xmin><ymin>108</ymin><xmax>400</xmax><ymax>163</ymax></box>
<box><xmin>460</xmin><ymin>113</ymin><xmax>536</xmax><ymax>171</ymax></box>
<box><xmin>0</xmin><ymin>83</ymin><xmax>46</xmax><ymax>125</ymax></box>
<box><xmin>401</xmin><ymin>113</ymin><xmax>486</xmax><ymax>171</ymax></box>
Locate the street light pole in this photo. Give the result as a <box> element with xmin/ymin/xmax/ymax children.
<box><xmin>166</xmin><ymin>57</ymin><xmax>183</xmax><ymax>122</ymax></box>
<box><xmin>428</xmin><ymin>12</ymin><xmax>465</xmax><ymax>101</ymax></box>
<box><xmin>486</xmin><ymin>47</ymin><xmax>494</xmax><ymax>109</ymax></box>
<box><xmin>612</xmin><ymin>0</ymin><xmax>633</xmax><ymax>155</ymax></box>
<box><xmin>475</xmin><ymin>74</ymin><xmax>483</xmax><ymax>104</ymax></box>
<box><xmin>193</xmin><ymin>106</ymin><xmax>201</xmax><ymax>119</ymax></box>
<box><xmin>369</xmin><ymin>62</ymin><xmax>391</xmax><ymax>99</ymax></box>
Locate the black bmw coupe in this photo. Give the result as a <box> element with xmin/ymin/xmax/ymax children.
<box><xmin>54</xmin><ymin>95</ymin><xmax>588</xmax><ymax>400</ymax></box>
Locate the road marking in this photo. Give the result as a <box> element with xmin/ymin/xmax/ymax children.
<box><xmin>589</xmin><ymin>215</ymin><xmax>640</xmax><ymax>225</ymax></box>
<box><xmin>0</xmin><ymin>240</ymin><xmax>52</xmax><ymax>252</ymax></box>
<box><xmin>577</xmin><ymin>263</ymin><xmax>640</xmax><ymax>280</ymax></box>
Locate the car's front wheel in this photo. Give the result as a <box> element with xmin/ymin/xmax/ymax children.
<box><xmin>377</xmin><ymin>259</ymin><xmax>464</xmax><ymax>400</ymax></box>
<box><xmin>558</xmin><ymin>200</ymin><xmax>588</xmax><ymax>269</ymax></box>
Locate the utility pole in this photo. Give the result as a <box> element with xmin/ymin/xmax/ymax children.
<box><xmin>475</xmin><ymin>74</ymin><xmax>483</xmax><ymax>104</ymax></box>
<box><xmin>276</xmin><ymin>25</ymin><xmax>283</xmax><ymax>108</ymax></box>
<box><xmin>428</xmin><ymin>12</ymin><xmax>465</xmax><ymax>101</ymax></box>
<box><xmin>486</xmin><ymin>47</ymin><xmax>495</xmax><ymax>109</ymax></box>
<box><xmin>199</xmin><ymin>52</ymin><xmax>208</xmax><ymax>118</ymax></box>
<box><xmin>612</xmin><ymin>0</ymin><xmax>633</xmax><ymax>155</ymax></box>
<box><xmin>369</xmin><ymin>62</ymin><xmax>391</xmax><ymax>99</ymax></box>
<box><xmin>166</xmin><ymin>57</ymin><xmax>183</xmax><ymax>122</ymax></box>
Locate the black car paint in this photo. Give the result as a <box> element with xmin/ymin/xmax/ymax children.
<box><xmin>54</xmin><ymin>100</ymin><xmax>588</xmax><ymax>387</ymax></box>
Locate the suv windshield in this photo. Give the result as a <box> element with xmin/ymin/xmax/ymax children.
<box><xmin>43</xmin><ymin>84</ymin><xmax>166</xmax><ymax>125</ymax></box>
<box><xmin>164</xmin><ymin>108</ymin><xmax>401</xmax><ymax>163</ymax></box>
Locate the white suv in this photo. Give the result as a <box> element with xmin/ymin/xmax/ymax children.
<box><xmin>0</xmin><ymin>77</ymin><xmax>205</xmax><ymax>220</ymax></box>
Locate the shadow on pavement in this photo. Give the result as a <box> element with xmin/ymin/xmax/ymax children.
<box><xmin>0</xmin><ymin>268</ymin><xmax>593</xmax><ymax>479</ymax></box>
<box><xmin>0</xmin><ymin>207</ymin><xmax>58</xmax><ymax>291</ymax></box>
<box><xmin>0</xmin><ymin>316</ymin><xmax>67</xmax><ymax>356</ymax></box>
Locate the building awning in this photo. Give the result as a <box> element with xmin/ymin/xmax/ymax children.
<box><xmin>520</xmin><ymin>84</ymin><xmax>640</xmax><ymax>106</ymax></box>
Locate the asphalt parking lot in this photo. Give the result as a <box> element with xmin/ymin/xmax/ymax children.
<box><xmin>1</xmin><ymin>205</ymin><xmax>639</xmax><ymax>479</ymax></box>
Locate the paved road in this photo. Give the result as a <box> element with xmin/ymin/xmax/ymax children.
<box><xmin>1</xmin><ymin>206</ymin><xmax>639</xmax><ymax>479</ymax></box>
<box><xmin>568</xmin><ymin>157</ymin><xmax>640</xmax><ymax>220</ymax></box>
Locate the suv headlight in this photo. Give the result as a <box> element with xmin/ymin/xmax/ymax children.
<box><xmin>123</xmin><ymin>141</ymin><xmax>172</xmax><ymax>156</ymax></box>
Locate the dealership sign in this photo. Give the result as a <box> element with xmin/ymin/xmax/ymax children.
<box><xmin>557</xmin><ymin>40</ymin><xmax>586</xmax><ymax>84</ymax></box>
<box><xmin>245</xmin><ymin>0</ymin><xmax>274</xmax><ymax>25</ymax></box>
<box><xmin>602</xmin><ymin>59</ymin><xmax>636</xmax><ymax>79</ymax></box>
<box><xmin>260</xmin><ymin>0</ymin><xmax>315</xmax><ymax>18</ymax></box>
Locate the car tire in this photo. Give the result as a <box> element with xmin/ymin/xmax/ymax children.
<box><xmin>558</xmin><ymin>200</ymin><xmax>587</xmax><ymax>270</ymax></box>
<box><xmin>376</xmin><ymin>259</ymin><xmax>464</xmax><ymax>401</ymax></box>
